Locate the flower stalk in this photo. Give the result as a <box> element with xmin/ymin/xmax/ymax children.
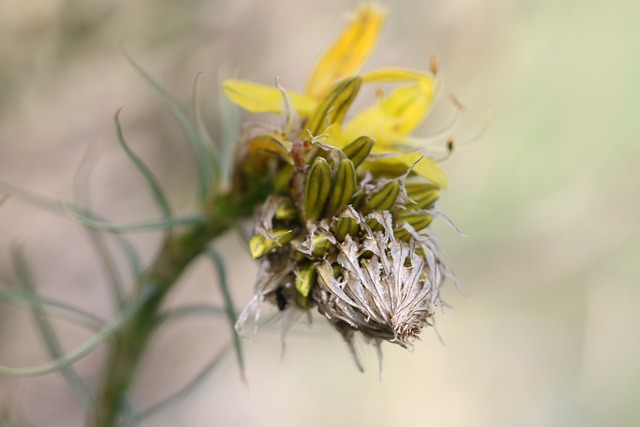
<box><xmin>90</xmin><ymin>194</ymin><xmax>240</xmax><ymax>426</ymax></box>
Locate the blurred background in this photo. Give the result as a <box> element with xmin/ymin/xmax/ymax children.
<box><xmin>1</xmin><ymin>0</ymin><xmax>639</xmax><ymax>426</ymax></box>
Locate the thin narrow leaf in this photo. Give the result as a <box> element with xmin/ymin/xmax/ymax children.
<box><xmin>122</xmin><ymin>49</ymin><xmax>214</xmax><ymax>203</ymax></box>
<box><xmin>120</xmin><ymin>397</ymin><xmax>139</xmax><ymax>427</ymax></box>
<box><xmin>136</xmin><ymin>345</ymin><xmax>230</xmax><ymax>421</ymax></box>
<box><xmin>0</xmin><ymin>284</ymin><xmax>156</xmax><ymax>377</ymax></box>
<box><xmin>207</xmin><ymin>247</ymin><xmax>245</xmax><ymax>381</ymax></box>
<box><xmin>11</xmin><ymin>246</ymin><xmax>93</xmax><ymax>406</ymax></box>
<box><xmin>192</xmin><ymin>72</ymin><xmax>222</xmax><ymax>182</ymax></box>
<box><xmin>0</xmin><ymin>285</ymin><xmax>104</xmax><ymax>331</ymax></box>
<box><xmin>156</xmin><ymin>304</ymin><xmax>226</xmax><ymax>325</ymax></box>
<box><xmin>115</xmin><ymin>109</ymin><xmax>172</xmax><ymax>218</ymax></box>
<box><xmin>0</xmin><ymin>193</ymin><xmax>10</xmax><ymax>208</ymax></box>
<box><xmin>1</xmin><ymin>179</ymin><xmax>141</xmax><ymax>281</ymax></box>
<box><xmin>217</xmin><ymin>86</ymin><xmax>239</xmax><ymax>184</ymax></box>
<box><xmin>61</xmin><ymin>202</ymin><xmax>205</xmax><ymax>233</ymax></box>
<box><xmin>0</xmin><ymin>180</ymin><xmax>60</xmax><ymax>212</ymax></box>
<box><xmin>72</xmin><ymin>140</ymin><xmax>126</xmax><ymax>308</ymax></box>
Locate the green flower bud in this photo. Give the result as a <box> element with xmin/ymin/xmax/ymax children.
<box><xmin>274</xmin><ymin>197</ymin><xmax>298</xmax><ymax>221</ymax></box>
<box><xmin>293</xmin><ymin>228</ymin><xmax>336</xmax><ymax>259</ymax></box>
<box><xmin>249</xmin><ymin>229</ymin><xmax>295</xmax><ymax>259</ymax></box>
<box><xmin>304</xmin><ymin>157</ymin><xmax>332</xmax><ymax>220</ymax></box>
<box><xmin>326</xmin><ymin>158</ymin><xmax>357</xmax><ymax>215</ymax></box>
<box><xmin>342</xmin><ymin>136</ymin><xmax>374</xmax><ymax>168</ymax></box>
<box><xmin>405</xmin><ymin>182</ymin><xmax>439</xmax><ymax>210</ymax></box>
<box><xmin>295</xmin><ymin>263</ymin><xmax>317</xmax><ymax>298</ymax></box>
<box><xmin>367</xmin><ymin>179</ymin><xmax>400</xmax><ymax>211</ymax></box>
<box><xmin>334</xmin><ymin>206</ymin><xmax>361</xmax><ymax>241</ymax></box>
<box><xmin>394</xmin><ymin>210</ymin><xmax>433</xmax><ymax>241</ymax></box>
<box><xmin>305</xmin><ymin>77</ymin><xmax>362</xmax><ymax>137</ymax></box>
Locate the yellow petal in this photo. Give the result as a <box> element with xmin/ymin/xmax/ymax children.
<box><xmin>362</xmin><ymin>68</ymin><xmax>432</xmax><ymax>83</ymax></box>
<box><xmin>399</xmin><ymin>154</ymin><xmax>448</xmax><ymax>188</ymax></box>
<box><xmin>222</xmin><ymin>79</ymin><xmax>317</xmax><ymax>116</ymax></box>
<box><xmin>340</xmin><ymin>77</ymin><xmax>436</xmax><ymax>145</ymax></box>
<box><xmin>305</xmin><ymin>4</ymin><xmax>386</xmax><ymax>99</ymax></box>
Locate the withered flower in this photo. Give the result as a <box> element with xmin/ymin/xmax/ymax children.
<box><xmin>226</xmin><ymin>4</ymin><xmax>457</xmax><ymax>370</ymax></box>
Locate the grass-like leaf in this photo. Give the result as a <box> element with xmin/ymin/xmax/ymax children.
<box><xmin>0</xmin><ymin>283</ymin><xmax>156</xmax><ymax>377</ymax></box>
<box><xmin>61</xmin><ymin>202</ymin><xmax>205</xmax><ymax>233</ymax></box>
<box><xmin>1</xmin><ymin>178</ymin><xmax>143</xmax><ymax>282</ymax></box>
<box><xmin>136</xmin><ymin>344</ymin><xmax>230</xmax><ymax>421</ymax></box>
<box><xmin>120</xmin><ymin>397</ymin><xmax>139</xmax><ymax>427</ymax></box>
<box><xmin>0</xmin><ymin>193</ymin><xmax>10</xmax><ymax>208</ymax></box>
<box><xmin>193</xmin><ymin>72</ymin><xmax>222</xmax><ymax>177</ymax></box>
<box><xmin>0</xmin><ymin>285</ymin><xmax>104</xmax><ymax>332</ymax></box>
<box><xmin>122</xmin><ymin>49</ymin><xmax>215</xmax><ymax>203</ymax></box>
<box><xmin>72</xmin><ymin>141</ymin><xmax>127</xmax><ymax>307</ymax></box>
<box><xmin>217</xmin><ymin>85</ymin><xmax>241</xmax><ymax>183</ymax></box>
<box><xmin>114</xmin><ymin>109</ymin><xmax>172</xmax><ymax>219</ymax></box>
<box><xmin>156</xmin><ymin>304</ymin><xmax>226</xmax><ymax>325</ymax></box>
<box><xmin>0</xmin><ymin>399</ymin><xmax>36</xmax><ymax>427</ymax></box>
<box><xmin>207</xmin><ymin>247</ymin><xmax>245</xmax><ymax>381</ymax></box>
<box><xmin>11</xmin><ymin>245</ymin><xmax>94</xmax><ymax>406</ymax></box>
<box><xmin>0</xmin><ymin>180</ymin><xmax>60</xmax><ymax>212</ymax></box>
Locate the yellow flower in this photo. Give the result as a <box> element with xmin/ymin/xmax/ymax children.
<box><xmin>222</xmin><ymin>4</ymin><xmax>448</xmax><ymax>188</ymax></box>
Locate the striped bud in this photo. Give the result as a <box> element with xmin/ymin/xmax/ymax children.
<box><xmin>310</xmin><ymin>232</ymin><xmax>335</xmax><ymax>257</ymax></box>
<box><xmin>249</xmin><ymin>229</ymin><xmax>295</xmax><ymax>259</ymax></box>
<box><xmin>394</xmin><ymin>211</ymin><xmax>433</xmax><ymax>241</ymax></box>
<box><xmin>293</xmin><ymin>229</ymin><xmax>336</xmax><ymax>258</ymax></box>
<box><xmin>274</xmin><ymin>164</ymin><xmax>294</xmax><ymax>195</ymax></box>
<box><xmin>305</xmin><ymin>77</ymin><xmax>362</xmax><ymax>137</ymax></box>
<box><xmin>274</xmin><ymin>197</ymin><xmax>298</xmax><ymax>221</ymax></box>
<box><xmin>248</xmin><ymin>133</ymin><xmax>294</xmax><ymax>164</ymax></box>
<box><xmin>295</xmin><ymin>263</ymin><xmax>317</xmax><ymax>298</ymax></box>
<box><xmin>304</xmin><ymin>157</ymin><xmax>332</xmax><ymax>220</ymax></box>
<box><xmin>334</xmin><ymin>206</ymin><xmax>361</xmax><ymax>241</ymax></box>
<box><xmin>342</xmin><ymin>136</ymin><xmax>374</xmax><ymax>168</ymax></box>
<box><xmin>365</xmin><ymin>217</ymin><xmax>384</xmax><ymax>232</ymax></box>
<box><xmin>349</xmin><ymin>189</ymin><xmax>365</xmax><ymax>210</ymax></box>
<box><xmin>405</xmin><ymin>183</ymin><xmax>439</xmax><ymax>210</ymax></box>
<box><xmin>336</xmin><ymin>217</ymin><xmax>359</xmax><ymax>240</ymax></box>
<box><xmin>326</xmin><ymin>159</ymin><xmax>357</xmax><ymax>215</ymax></box>
<box><xmin>367</xmin><ymin>180</ymin><xmax>400</xmax><ymax>211</ymax></box>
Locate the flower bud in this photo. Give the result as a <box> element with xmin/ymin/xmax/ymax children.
<box><xmin>367</xmin><ymin>179</ymin><xmax>400</xmax><ymax>211</ymax></box>
<box><xmin>304</xmin><ymin>157</ymin><xmax>332</xmax><ymax>220</ymax></box>
<box><xmin>342</xmin><ymin>136</ymin><xmax>374</xmax><ymax>168</ymax></box>
<box><xmin>326</xmin><ymin>158</ymin><xmax>357</xmax><ymax>215</ymax></box>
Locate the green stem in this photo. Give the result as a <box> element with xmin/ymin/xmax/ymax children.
<box><xmin>90</xmin><ymin>193</ymin><xmax>243</xmax><ymax>427</ymax></box>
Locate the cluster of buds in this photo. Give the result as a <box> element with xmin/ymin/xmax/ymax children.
<box><xmin>224</xmin><ymin>5</ymin><xmax>457</xmax><ymax>369</ymax></box>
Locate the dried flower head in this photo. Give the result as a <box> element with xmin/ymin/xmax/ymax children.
<box><xmin>224</xmin><ymin>4</ymin><xmax>457</xmax><ymax>370</ymax></box>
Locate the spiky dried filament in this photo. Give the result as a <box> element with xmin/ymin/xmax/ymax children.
<box><xmin>315</xmin><ymin>225</ymin><xmax>438</xmax><ymax>347</ymax></box>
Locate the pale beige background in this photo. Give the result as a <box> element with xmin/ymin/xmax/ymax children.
<box><xmin>1</xmin><ymin>0</ymin><xmax>639</xmax><ymax>426</ymax></box>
